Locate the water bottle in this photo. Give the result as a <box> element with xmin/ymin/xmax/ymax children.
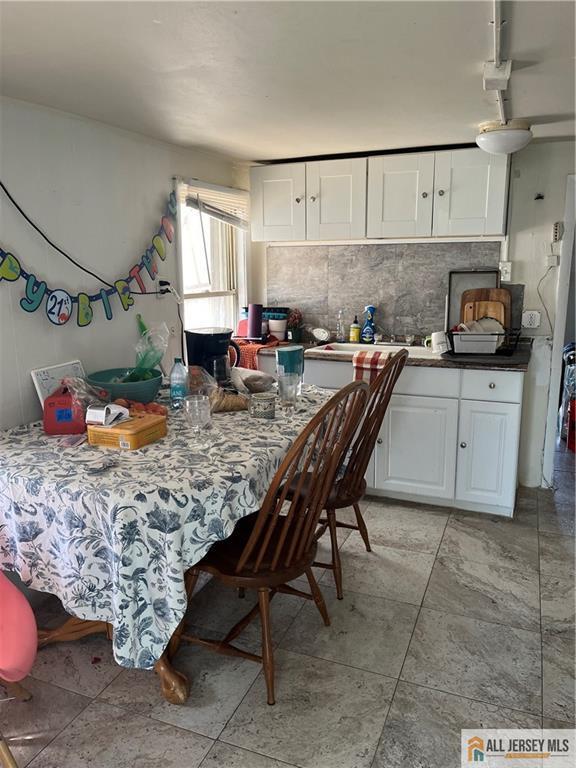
<box><xmin>336</xmin><ymin>309</ymin><xmax>346</xmax><ymax>343</ymax></box>
<box><xmin>169</xmin><ymin>358</ymin><xmax>189</xmax><ymax>410</ymax></box>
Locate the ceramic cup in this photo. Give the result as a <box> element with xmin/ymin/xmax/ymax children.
<box><xmin>249</xmin><ymin>392</ymin><xmax>276</xmax><ymax>419</ymax></box>
<box><xmin>424</xmin><ymin>331</ymin><xmax>449</xmax><ymax>354</ymax></box>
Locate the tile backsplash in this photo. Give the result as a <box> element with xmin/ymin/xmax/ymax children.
<box><xmin>267</xmin><ymin>241</ymin><xmax>522</xmax><ymax>336</ymax></box>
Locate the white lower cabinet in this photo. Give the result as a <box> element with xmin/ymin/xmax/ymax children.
<box><xmin>259</xmin><ymin>353</ymin><xmax>525</xmax><ymax>516</ymax></box>
<box><xmin>374</xmin><ymin>395</ymin><xmax>458</xmax><ymax>500</ymax></box>
<box><xmin>455</xmin><ymin>399</ymin><xmax>521</xmax><ymax>511</ymax></box>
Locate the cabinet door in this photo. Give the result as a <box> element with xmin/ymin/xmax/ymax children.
<box><xmin>250</xmin><ymin>164</ymin><xmax>306</xmax><ymax>241</ymax></box>
<box><xmin>456</xmin><ymin>400</ymin><xmax>520</xmax><ymax>510</ymax></box>
<box><xmin>432</xmin><ymin>149</ymin><xmax>508</xmax><ymax>236</ymax></box>
<box><xmin>374</xmin><ymin>395</ymin><xmax>458</xmax><ymax>499</ymax></box>
<box><xmin>367</xmin><ymin>154</ymin><xmax>434</xmax><ymax>237</ymax></box>
<box><xmin>306</xmin><ymin>158</ymin><xmax>366</xmax><ymax>239</ymax></box>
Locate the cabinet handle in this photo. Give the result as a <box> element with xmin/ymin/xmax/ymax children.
<box><xmin>460</xmin><ymin>441</ymin><xmax>467</xmax><ymax>448</ymax></box>
<box><xmin>438</xmin><ymin>189</ymin><xmax>445</xmax><ymax>197</ymax></box>
<box><xmin>489</xmin><ymin>382</ymin><xmax>496</xmax><ymax>389</ymax></box>
<box><xmin>421</xmin><ymin>192</ymin><xmax>428</xmax><ymax>199</ymax></box>
<box><xmin>377</xmin><ymin>438</ymin><xmax>383</xmax><ymax>445</ymax></box>
<box><xmin>310</xmin><ymin>195</ymin><xmax>317</xmax><ymax>202</ymax></box>
<box><xmin>295</xmin><ymin>197</ymin><xmax>303</xmax><ymax>204</ymax></box>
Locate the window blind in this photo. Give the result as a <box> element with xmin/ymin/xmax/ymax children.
<box><xmin>176</xmin><ymin>178</ymin><xmax>249</xmax><ymax>230</ymax></box>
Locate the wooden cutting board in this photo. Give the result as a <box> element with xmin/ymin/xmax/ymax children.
<box><xmin>462</xmin><ymin>300</ymin><xmax>506</xmax><ymax>326</ymax></box>
<box><xmin>460</xmin><ymin>288</ymin><xmax>511</xmax><ymax>327</ymax></box>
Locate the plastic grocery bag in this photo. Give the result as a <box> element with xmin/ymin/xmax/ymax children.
<box><xmin>123</xmin><ymin>321</ymin><xmax>170</xmax><ymax>382</ymax></box>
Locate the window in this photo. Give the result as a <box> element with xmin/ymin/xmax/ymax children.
<box><xmin>177</xmin><ymin>180</ymin><xmax>248</xmax><ymax>331</ymax></box>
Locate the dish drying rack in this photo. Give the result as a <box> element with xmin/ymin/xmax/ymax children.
<box><xmin>445</xmin><ymin>329</ymin><xmax>521</xmax><ymax>357</ymax></box>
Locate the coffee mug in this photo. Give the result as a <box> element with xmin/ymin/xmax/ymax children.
<box><xmin>249</xmin><ymin>392</ymin><xmax>276</xmax><ymax>419</ymax></box>
<box><xmin>424</xmin><ymin>331</ymin><xmax>449</xmax><ymax>354</ymax></box>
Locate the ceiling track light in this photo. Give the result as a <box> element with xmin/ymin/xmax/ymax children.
<box><xmin>476</xmin><ymin>2</ymin><xmax>533</xmax><ymax>155</ymax></box>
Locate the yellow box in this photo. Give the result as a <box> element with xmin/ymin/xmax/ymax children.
<box><xmin>87</xmin><ymin>413</ymin><xmax>167</xmax><ymax>450</ymax></box>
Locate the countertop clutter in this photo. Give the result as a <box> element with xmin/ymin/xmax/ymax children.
<box><xmin>258</xmin><ymin>341</ymin><xmax>532</xmax><ymax>372</ymax></box>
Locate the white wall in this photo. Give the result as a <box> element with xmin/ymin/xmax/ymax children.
<box><xmin>0</xmin><ymin>98</ymin><xmax>236</xmax><ymax>429</ymax></box>
<box><xmin>233</xmin><ymin>163</ymin><xmax>267</xmax><ymax>303</ymax></box>
<box><xmin>507</xmin><ymin>139</ymin><xmax>575</xmax><ymax>486</ymax></box>
<box><xmin>508</xmin><ymin>140</ymin><xmax>575</xmax><ymax>334</ymax></box>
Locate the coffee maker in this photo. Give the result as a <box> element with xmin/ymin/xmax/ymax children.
<box><xmin>185</xmin><ymin>328</ymin><xmax>241</xmax><ymax>386</ymax></box>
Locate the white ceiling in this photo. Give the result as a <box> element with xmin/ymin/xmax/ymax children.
<box><xmin>1</xmin><ymin>1</ymin><xmax>574</xmax><ymax>161</ymax></box>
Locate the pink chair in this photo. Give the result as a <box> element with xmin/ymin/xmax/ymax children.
<box><xmin>0</xmin><ymin>572</ymin><xmax>37</xmax><ymax>768</ymax></box>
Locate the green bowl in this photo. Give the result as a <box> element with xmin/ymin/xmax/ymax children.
<box><xmin>86</xmin><ymin>368</ymin><xmax>163</xmax><ymax>404</ymax></box>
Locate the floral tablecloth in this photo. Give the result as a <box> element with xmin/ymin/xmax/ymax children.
<box><xmin>0</xmin><ymin>386</ymin><xmax>329</xmax><ymax>668</ymax></box>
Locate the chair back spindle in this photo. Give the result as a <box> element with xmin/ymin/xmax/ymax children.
<box><xmin>236</xmin><ymin>381</ymin><xmax>368</xmax><ymax>574</ymax></box>
<box><xmin>341</xmin><ymin>349</ymin><xmax>409</xmax><ymax>499</ymax></box>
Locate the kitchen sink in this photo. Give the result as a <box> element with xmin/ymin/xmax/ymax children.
<box><xmin>308</xmin><ymin>342</ymin><xmax>441</xmax><ymax>359</ymax></box>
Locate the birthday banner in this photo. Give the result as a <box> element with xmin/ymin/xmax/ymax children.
<box><xmin>0</xmin><ymin>191</ymin><xmax>177</xmax><ymax>328</ymax></box>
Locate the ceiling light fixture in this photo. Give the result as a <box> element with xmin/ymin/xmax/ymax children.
<box><xmin>475</xmin><ymin>119</ymin><xmax>533</xmax><ymax>155</ymax></box>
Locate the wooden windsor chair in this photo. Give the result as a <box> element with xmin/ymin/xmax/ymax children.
<box><xmin>290</xmin><ymin>349</ymin><xmax>409</xmax><ymax>599</ymax></box>
<box><xmin>171</xmin><ymin>380</ymin><xmax>368</xmax><ymax>705</ymax></box>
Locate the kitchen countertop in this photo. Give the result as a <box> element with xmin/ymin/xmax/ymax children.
<box><xmin>258</xmin><ymin>342</ymin><xmax>532</xmax><ymax>372</ymax></box>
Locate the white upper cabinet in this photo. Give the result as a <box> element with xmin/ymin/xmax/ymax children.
<box><xmin>250</xmin><ymin>148</ymin><xmax>509</xmax><ymax>241</ymax></box>
<box><xmin>306</xmin><ymin>158</ymin><xmax>367</xmax><ymax>240</ymax></box>
<box><xmin>250</xmin><ymin>164</ymin><xmax>306</xmax><ymax>241</ymax></box>
<box><xmin>367</xmin><ymin>154</ymin><xmax>435</xmax><ymax>237</ymax></box>
<box><xmin>432</xmin><ymin>150</ymin><xmax>509</xmax><ymax>236</ymax></box>
<box><xmin>251</xmin><ymin>159</ymin><xmax>366</xmax><ymax>241</ymax></box>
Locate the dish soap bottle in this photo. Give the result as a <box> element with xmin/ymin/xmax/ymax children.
<box><xmin>361</xmin><ymin>305</ymin><xmax>376</xmax><ymax>344</ymax></box>
<box><xmin>336</xmin><ymin>309</ymin><xmax>346</xmax><ymax>343</ymax></box>
<box><xmin>169</xmin><ymin>358</ymin><xmax>189</xmax><ymax>410</ymax></box>
<box><xmin>349</xmin><ymin>315</ymin><xmax>361</xmax><ymax>343</ymax></box>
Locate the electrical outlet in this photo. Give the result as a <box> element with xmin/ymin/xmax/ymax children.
<box><xmin>156</xmin><ymin>276</ymin><xmax>170</xmax><ymax>299</ymax></box>
<box><xmin>499</xmin><ymin>261</ymin><xmax>512</xmax><ymax>282</ymax></box>
<box><xmin>169</xmin><ymin>325</ymin><xmax>177</xmax><ymax>337</ymax></box>
<box><xmin>522</xmin><ymin>310</ymin><xmax>541</xmax><ymax>329</ymax></box>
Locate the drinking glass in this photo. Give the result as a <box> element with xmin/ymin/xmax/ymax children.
<box><xmin>184</xmin><ymin>395</ymin><xmax>212</xmax><ymax>444</ymax></box>
<box><xmin>277</xmin><ymin>373</ymin><xmax>300</xmax><ymax>413</ymax></box>
<box><xmin>275</xmin><ymin>346</ymin><xmax>304</xmax><ymax>395</ymax></box>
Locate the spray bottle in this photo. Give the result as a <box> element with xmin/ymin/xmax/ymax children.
<box><xmin>361</xmin><ymin>305</ymin><xmax>376</xmax><ymax>344</ymax></box>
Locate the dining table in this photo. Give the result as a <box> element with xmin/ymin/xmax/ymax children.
<box><xmin>0</xmin><ymin>385</ymin><xmax>330</xmax><ymax>703</ymax></box>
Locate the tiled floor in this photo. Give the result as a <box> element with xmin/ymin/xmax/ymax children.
<box><xmin>2</xmin><ymin>448</ymin><xmax>574</xmax><ymax>768</ymax></box>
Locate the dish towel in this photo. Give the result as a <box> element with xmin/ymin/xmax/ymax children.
<box><xmin>234</xmin><ymin>337</ymin><xmax>280</xmax><ymax>370</ymax></box>
<box><xmin>352</xmin><ymin>350</ymin><xmax>391</xmax><ymax>385</ymax></box>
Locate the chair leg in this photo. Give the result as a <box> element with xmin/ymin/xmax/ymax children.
<box><xmin>0</xmin><ymin>732</ymin><xmax>19</xmax><ymax>768</ymax></box>
<box><xmin>327</xmin><ymin>509</ymin><xmax>344</xmax><ymax>599</ymax></box>
<box><xmin>353</xmin><ymin>502</ymin><xmax>372</xmax><ymax>552</ymax></box>
<box><xmin>258</xmin><ymin>587</ymin><xmax>275</xmax><ymax>706</ymax></box>
<box><xmin>305</xmin><ymin>567</ymin><xmax>330</xmax><ymax>626</ymax></box>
